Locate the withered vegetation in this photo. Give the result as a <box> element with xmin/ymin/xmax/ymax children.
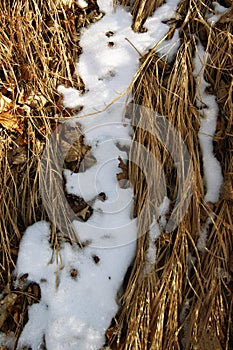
<box><xmin>0</xmin><ymin>0</ymin><xmax>232</xmax><ymax>349</ymax></box>
<box><xmin>0</xmin><ymin>0</ymin><xmax>101</xmax><ymax>345</ymax></box>
<box><xmin>108</xmin><ymin>1</ymin><xmax>233</xmax><ymax>349</ymax></box>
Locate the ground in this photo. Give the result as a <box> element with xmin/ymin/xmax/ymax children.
<box><xmin>0</xmin><ymin>0</ymin><xmax>233</xmax><ymax>349</ymax></box>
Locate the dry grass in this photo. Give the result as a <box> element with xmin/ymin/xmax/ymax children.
<box><xmin>0</xmin><ymin>0</ymin><xmax>101</xmax><ymax>344</ymax></box>
<box><xmin>114</xmin><ymin>0</ymin><xmax>165</xmax><ymax>32</ymax></box>
<box><xmin>106</xmin><ymin>1</ymin><xmax>233</xmax><ymax>349</ymax></box>
<box><xmin>0</xmin><ymin>0</ymin><xmax>232</xmax><ymax>349</ymax></box>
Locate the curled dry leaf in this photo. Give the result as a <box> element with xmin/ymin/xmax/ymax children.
<box><xmin>0</xmin><ymin>94</ymin><xmax>19</xmax><ymax>131</ymax></box>
<box><xmin>0</xmin><ymin>111</ymin><xmax>20</xmax><ymax>132</ymax></box>
<box><xmin>18</xmin><ymin>88</ymin><xmax>47</xmax><ymax>110</ymax></box>
<box><xmin>117</xmin><ymin>156</ymin><xmax>128</xmax><ymax>177</ymax></box>
<box><xmin>7</xmin><ymin>146</ymin><xmax>27</xmax><ymax>165</ymax></box>
<box><xmin>65</xmin><ymin>139</ymin><xmax>90</xmax><ymax>163</ymax></box>
<box><xmin>79</xmin><ymin>152</ymin><xmax>96</xmax><ymax>172</ymax></box>
<box><xmin>62</xmin><ymin>128</ymin><xmax>94</xmax><ymax>172</ymax></box>
<box><xmin>66</xmin><ymin>193</ymin><xmax>93</xmax><ymax>221</ymax></box>
<box><xmin>98</xmin><ymin>192</ymin><xmax>106</xmax><ymax>201</ymax></box>
<box><xmin>117</xmin><ymin>156</ymin><xmax>130</xmax><ymax>188</ymax></box>
<box><xmin>0</xmin><ymin>93</ymin><xmax>26</xmax><ymax>133</ymax></box>
<box><xmin>27</xmin><ymin>283</ymin><xmax>41</xmax><ymax>305</ymax></box>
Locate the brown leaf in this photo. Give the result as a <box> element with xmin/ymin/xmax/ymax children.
<box><xmin>0</xmin><ymin>111</ymin><xmax>19</xmax><ymax>131</ymax></box>
<box><xmin>118</xmin><ymin>156</ymin><xmax>128</xmax><ymax>172</ymax></box>
<box><xmin>116</xmin><ymin>157</ymin><xmax>129</xmax><ymax>188</ymax></box>
<box><xmin>105</xmin><ymin>31</ymin><xmax>114</xmax><ymax>37</ymax></box>
<box><xmin>106</xmin><ymin>326</ymin><xmax>118</xmax><ymax>341</ymax></box>
<box><xmin>77</xmin><ymin>205</ymin><xmax>93</xmax><ymax>221</ymax></box>
<box><xmin>0</xmin><ymin>293</ymin><xmax>18</xmax><ymax>328</ymax></box>
<box><xmin>92</xmin><ymin>255</ymin><xmax>100</xmax><ymax>264</ymax></box>
<box><xmin>70</xmin><ymin>268</ymin><xmax>78</xmax><ymax>279</ymax></box>
<box><xmin>0</xmin><ymin>94</ymin><xmax>12</xmax><ymax>113</ymax></box>
<box><xmin>27</xmin><ymin>283</ymin><xmax>41</xmax><ymax>302</ymax></box>
<box><xmin>98</xmin><ymin>192</ymin><xmax>106</xmax><ymax>201</ymax></box>
<box><xmin>20</xmin><ymin>64</ymin><xmax>34</xmax><ymax>82</ymax></box>
<box><xmin>7</xmin><ymin>146</ymin><xmax>27</xmax><ymax>165</ymax></box>
<box><xmin>13</xmin><ymin>311</ymin><xmax>19</xmax><ymax>323</ymax></box>
<box><xmin>79</xmin><ymin>152</ymin><xmax>96</xmax><ymax>172</ymax></box>
<box><xmin>66</xmin><ymin>193</ymin><xmax>93</xmax><ymax>221</ymax></box>
<box><xmin>0</xmin><ymin>94</ymin><xmax>25</xmax><ymax>132</ymax></box>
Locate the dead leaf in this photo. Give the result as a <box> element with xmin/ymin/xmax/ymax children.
<box><xmin>70</xmin><ymin>268</ymin><xmax>78</xmax><ymax>278</ymax></box>
<box><xmin>0</xmin><ymin>93</ymin><xmax>25</xmax><ymax>132</ymax></box>
<box><xmin>66</xmin><ymin>193</ymin><xmax>93</xmax><ymax>221</ymax></box>
<box><xmin>7</xmin><ymin>146</ymin><xmax>27</xmax><ymax>165</ymax></box>
<box><xmin>0</xmin><ymin>111</ymin><xmax>19</xmax><ymax>131</ymax></box>
<box><xmin>92</xmin><ymin>255</ymin><xmax>100</xmax><ymax>264</ymax></box>
<box><xmin>0</xmin><ymin>93</ymin><xmax>12</xmax><ymax>113</ymax></box>
<box><xmin>79</xmin><ymin>152</ymin><xmax>96</xmax><ymax>172</ymax></box>
<box><xmin>105</xmin><ymin>326</ymin><xmax>118</xmax><ymax>341</ymax></box>
<box><xmin>0</xmin><ymin>293</ymin><xmax>18</xmax><ymax>328</ymax></box>
<box><xmin>18</xmin><ymin>89</ymin><xmax>47</xmax><ymax>110</ymax></box>
<box><xmin>117</xmin><ymin>157</ymin><xmax>129</xmax><ymax>188</ymax></box>
<box><xmin>98</xmin><ymin>192</ymin><xmax>106</xmax><ymax>201</ymax></box>
<box><xmin>20</xmin><ymin>64</ymin><xmax>34</xmax><ymax>81</ymax></box>
<box><xmin>13</xmin><ymin>311</ymin><xmax>19</xmax><ymax>323</ymax></box>
<box><xmin>27</xmin><ymin>283</ymin><xmax>41</xmax><ymax>303</ymax></box>
<box><xmin>77</xmin><ymin>205</ymin><xmax>93</xmax><ymax>221</ymax></box>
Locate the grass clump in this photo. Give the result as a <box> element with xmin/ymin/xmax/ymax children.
<box><xmin>106</xmin><ymin>1</ymin><xmax>233</xmax><ymax>349</ymax></box>
<box><xmin>0</xmin><ymin>0</ymin><xmax>100</xmax><ymax>344</ymax></box>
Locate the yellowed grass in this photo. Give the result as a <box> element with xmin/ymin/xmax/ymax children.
<box><xmin>0</xmin><ymin>0</ymin><xmax>232</xmax><ymax>349</ymax></box>
<box><xmin>106</xmin><ymin>1</ymin><xmax>233</xmax><ymax>349</ymax></box>
<box><xmin>0</xmin><ymin>0</ymin><xmax>100</xmax><ymax>343</ymax></box>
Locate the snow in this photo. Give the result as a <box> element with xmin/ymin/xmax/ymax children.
<box><xmin>197</xmin><ymin>217</ymin><xmax>212</xmax><ymax>252</ymax></box>
<box><xmin>3</xmin><ymin>0</ymin><xmax>224</xmax><ymax>348</ymax></box>
<box><xmin>58</xmin><ymin>0</ymin><xmax>181</xmax><ymax>113</ymax></box>
<box><xmin>144</xmin><ymin>197</ymin><xmax>170</xmax><ymax>274</ymax></box>
<box><xmin>207</xmin><ymin>1</ymin><xmax>228</xmax><ymax>25</ymax></box>
<box><xmin>16</xmin><ymin>222</ymin><xmax>136</xmax><ymax>349</ymax></box>
<box><xmin>194</xmin><ymin>42</ymin><xmax>223</xmax><ymax>255</ymax></box>
<box><xmin>77</xmin><ymin>0</ymin><xmax>88</xmax><ymax>8</ymax></box>
<box><xmin>0</xmin><ymin>332</ymin><xmax>15</xmax><ymax>349</ymax></box>
<box><xmin>15</xmin><ymin>1</ymin><xmax>183</xmax><ymax>349</ymax></box>
<box><xmin>193</xmin><ymin>41</ymin><xmax>223</xmax><ymax>203</ymax></box>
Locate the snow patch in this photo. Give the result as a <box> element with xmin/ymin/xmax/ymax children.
<box><xmin>144</xmin><ymin>197</ymin><xmax>170</xmax><ymax>274</ymax></box>
<box><xmin>193</xmin><ymin>42</ymin><xmax>223</xmax><ymax>203</ymax></box>
<box><xmin>15</xmin><ymin>1</ymin><xmax>182</xmax><ymax>349</ymax></box>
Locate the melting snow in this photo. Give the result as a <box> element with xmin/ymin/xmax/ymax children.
<box><xmin>15</xmin><ymin>0</ymin><xmax>181</xmax><ymax>349</ymax></box>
